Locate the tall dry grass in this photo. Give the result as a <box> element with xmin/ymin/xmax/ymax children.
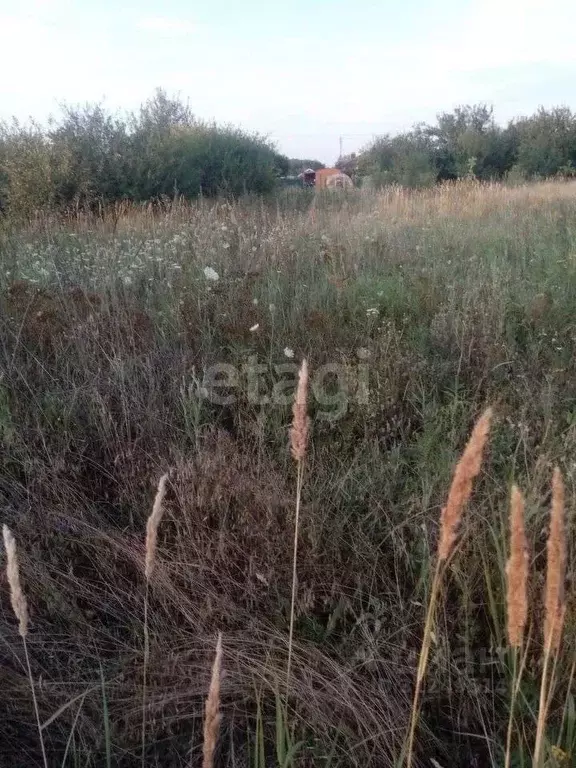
<box><xmin>287</xmin><ymin>358</ymin><xmax>310</xmax><ymax>693</ymax></box>
<box><xmin>405</xmin><ymin>407</ymin><xmax>493</xmax><ymax>768</ymax></box>
<box><xmin>2</xmin><ymin>525</ymin><xmax>48</xmax><ymax>768</ymax></box>
<box><xmin>142</xmin><ymin>473</ymin><xmax>169</xmax><ymax>765</ymax></box>
<box><xmin>534</xmin><ymin>468</ymin><xmax>567</xmax><ymax>766</ymax></box>
<box><xmin>202</xmin><ymin>633</ymin><xmax>223</xmax><ymax>768</ymax></box>
<box><xmin>504</xmin><ymin>485</ymin><xmax>529</xmax><ymax>768</ymax></box>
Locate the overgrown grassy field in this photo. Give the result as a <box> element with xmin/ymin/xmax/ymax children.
<box><xmin>1</xmin><ymin>181</ymin><xmax>576</xmax><ymax>767</ymax></box>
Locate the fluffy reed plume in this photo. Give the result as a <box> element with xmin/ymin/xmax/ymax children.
<box><xmin>142</xmin><ymin>473</ymin><xmax>168</xmax><ymax>767</ymax></box>
<box><xmin>145</xmin><ymin>472</ymin><xmax>168</xmax><ymax>579</ymax></box>
<box><xmin>3</xmin><ymin>524</ymin><xmax>28</xmax><ymax>637</ymax></box>
<box><xmin>405</xmin><ymin>407</ymin><xmax>493</xmax><ymax>768</ymax></box>
<box><xmin>287</xmin><ymin>359</ymin><xmax>310</xmax><ymax>692</ymax></box>
<box><xmin>289</xmin><ymin>358</ymin><xmax>310</xmax><ymax>462</ymax></box>
<box><xmin>534</xmin><ymin>468</ymin><xmax>567</xmax><ymax>767</ymax></box>
<box><xmin>438</xmin><ymin>407</ymin><xmax>493</xmax><ymax>561</ymax></box>
<box><xmin>544</xmin><ymin>468</ymin><xmax>566</xmax><ymax>653</ymax></box>
<box><xmin>3</xmin><ymin>525</ymin><xmax>48</xmax><ymax>768</ymax></box>
<box><xmin>202</xmin><ymin>633</ymin><xmax>223</xmax><ymax>768</ymax></box>
<box><xmin>506</xmin><ymin>485</ymin><xmax>529</xmax><ymax>648</ymax></box>
<box><xmin>505</xmin><ymin>486</ymin><xmax>529</xmax><ymax>768</ymax></box>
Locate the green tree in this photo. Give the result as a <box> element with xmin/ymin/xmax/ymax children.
<box><xmin>359</xmin><ymin>131</ymin><xmax>436</xmax><ymax>188</ymax></box>
<box><xmin>512</xmin><ymin>107</ymin><xmax>576</xmax><ymax>178</ymax></box>
<box><xmin>428</xmin><ymin>104</ymin><xmax>510</xmax><ymax>180</ymax></box>
<box><xmin>49</xmin><ymin>103</ymin><xmax>131</xmax><ymax>207</ymax></box>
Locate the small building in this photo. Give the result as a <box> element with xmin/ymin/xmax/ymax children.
<box><xmin>315</xmin><ymin>168</ymin><xmax>353</xmax><ymax>189</ymax></box>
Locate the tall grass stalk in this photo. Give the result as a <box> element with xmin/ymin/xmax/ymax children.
<box><xmin>141</xmin><ymin>473</ymin><xmax>168</xmax><ymax>767</ymax></box>
<box><xmin>2</xmin><ymin>525</ymin><xmax>48</xmax><ymax>768</ymax></box>
<box><xmin>286</xmin><ymin>359</ymin><xmax>310</xmax><ymax>693</ymax></box>
<box><xmin>202</xmin><ymin>632</ymin><xmax>223</xmax><ymax>768</ymax></box>
<box><xmin>534</xmin><ymin>468</ymin><xmax>567</xmax><ymax>767</ymax></box>
<box><xmin>405</xmin><ymin>408</ymin><xmax>493</xmax><ymax>768</ymax></box>
<box><xmin>504</xmin><ymin>485</ymin><xmax>529</xmax><ymax>768</ymax></box>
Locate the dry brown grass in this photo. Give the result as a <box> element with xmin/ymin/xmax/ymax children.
<box><xmin>372</xmin><ymin>178</ymin><xmax>576</xmax><ymax>223</ymax></box>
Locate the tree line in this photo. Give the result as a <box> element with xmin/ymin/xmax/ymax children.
<box><xmin>356</xmin><ymin>104</ymin><xmax>576</xmax><ymax>188</ymax></box>
<box><xmin>2</xmin><ymin>96</ymin><xmax>576</xmax><ymax>215</ymax></box>
<box><xmin>0</xmin><ymin>90</ymin><xmax>290</xmax><ymax>216</ymax></box>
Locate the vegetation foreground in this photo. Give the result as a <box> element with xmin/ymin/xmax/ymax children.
<box><xmin>1</xmin><ymin>181</ymin><xmax>576</xmax><ymax>767</ymax></box>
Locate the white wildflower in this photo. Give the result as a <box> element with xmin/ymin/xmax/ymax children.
<box><xmin>283</xmin><ymin>347</ymin><xmax>295</xmax><ymax>358</ymax></box>
<box><xmin>249</xmin><ymin>323</ymin><xmax>260</xmax><ymax>332</ymax></box>
<box><xmin>366</xmin><ymin>308</ymin><xmax>379</xmax><ymax>317</ymax></box>
<box><xmin>203</xmin><ymin>267</ymin><xmax>220</xmax><ymax>281</ymax></box>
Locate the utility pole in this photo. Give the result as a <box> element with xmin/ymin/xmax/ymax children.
<box><xmin>339</xmin><ymin>136</ymin><xmax>343</xmax><ymax>160</ymax></box>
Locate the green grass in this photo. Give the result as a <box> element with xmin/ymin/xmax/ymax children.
<box><xmin>1</xmin><ymin>180</ymin><xmax>576</xmax><ymax>767</ymax></box>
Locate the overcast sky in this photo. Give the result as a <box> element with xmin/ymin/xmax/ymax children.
<box><xmin>1</xmin><ymin>0</ymin><xmax>575</xmax><ymax>164</ymax></box>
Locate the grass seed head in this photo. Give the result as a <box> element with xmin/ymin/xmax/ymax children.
<box><xmin>438</xmin><ymin>407</ymin><xmax>493</xmax><ymax>562</ymax></box>
<box><xmin>289</xmin><ymin>358</ymin><xmax>310</xmax><ymax>462</ymax></box>
<box><xmin>544</xmin><ymin>467</ymin><xmax>566</xmax><ymax>652</ymax></box>
<box><xmin>202</xmin><ymin>632</ymin><xmax>223</xmax><ymax>768</ymax></box>
<box><xmin>3</xmin><ymin>524</ymin><xmax>29</xmax><ymax>638</ymax></box>
<box><xmin>506</xmin><ymin>485</ymin><xmax>529</xmax><ymax>648</ymax></box>
<box><xmin>145</xmin><ymin>473</ymin><xmax>169</xmax><ymax>580</ymax></box>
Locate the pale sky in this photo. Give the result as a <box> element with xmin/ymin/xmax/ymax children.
<box><xmin>1</xmin><ymin>0</ymin><xmax>576</xmax><ymax>164</ymax></box>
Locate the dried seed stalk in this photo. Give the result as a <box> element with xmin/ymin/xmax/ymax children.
<box><xmin>437</xmin><ymin>407</ymin><xmax>493</xmax><ymax>561</ymax></box>
<box><xmin>289</xmin><ymin>359</ymin><xmax>310</xmax><ymax>463</ymax></box>
<box><xmin>506</xmin><ymin>485</ymin><xmax>529</xmax><ymax>648</ymax></box>
<box><xmin>202</xmin><ymin>633</ymin><xmax>223</xmax><ymax>768</ymax></box>
<box><xmin>145</xmin><ymin>473</ymin><xmax>168</xmax><ymax>580</ymax></box>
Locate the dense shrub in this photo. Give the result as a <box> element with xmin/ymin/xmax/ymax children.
<box><xmin>0</xmin><ymin>89</ymin><xmax>287</xmax><ymax>215</ymax></box>
<box><xmin>359</xmin><ymin>104</ymin><xmax>576</xmax><ymax>188</ymax></box>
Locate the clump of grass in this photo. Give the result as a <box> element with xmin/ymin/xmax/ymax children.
<box><xmin>202</xmin><ymin>632</ymin><xmax>223</xmax><ymax>768</ymax></box>
<box><xmin>405</xmin><ymin>407</ymin><xmax>493</xmax><ymax>767</ymax></box>
<box><xmin>3</xmin><ymin>525</ymin><xmax>48</xmax><ymax>768</ymax></box>
<box><xmin>287</xmin><ymin>358</ymin><xmax>310</xmax><ymax>692</ymax></box>
<box><xmin>534</xmin><ymin>468</ymin><xmax>567</xmax><ymax>766</ymax></box>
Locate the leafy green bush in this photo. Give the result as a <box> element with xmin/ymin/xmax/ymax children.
<box><xmin>0</xmin><ymin>89</ymin><xmax>287</xmax><ymax>215</ymax></box>
<box><xmin>359</xmin><ymin>104</ymin><xmax>576</xmax><ymax>188</ymax></box>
